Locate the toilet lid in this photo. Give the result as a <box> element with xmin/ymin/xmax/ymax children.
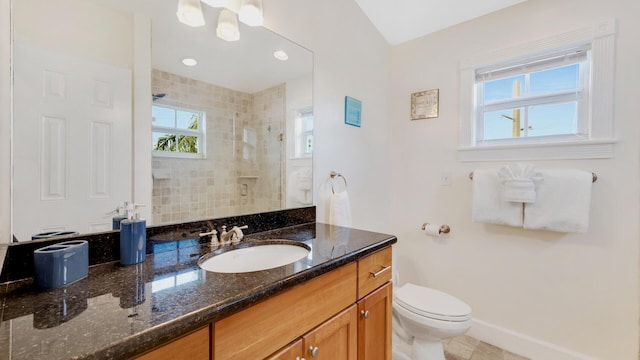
<box><xmin>395</xmin><ymin>283</ymin><xmax>472</xmax><ymax>321</ymax></box>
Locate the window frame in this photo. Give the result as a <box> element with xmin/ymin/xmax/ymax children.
<box><xmin>294</xmin><ymin>106</ymin><xmax>314</xmax><ymax>159</ymax></box>
<box><xmin>458</xmin><ymin>19</ymin><xmax>617</xmax><ymax>161</ymax></box>
<box><xmin>152</xmin><ymin>103</ymin><xmax>207</xmax><ymax>160</ymax></box>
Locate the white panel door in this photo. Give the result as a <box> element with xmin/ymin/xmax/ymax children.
<box><xmin>13</xmin><ymin>41</ymin><xmax>132</xmax><ymax>241</ymax></box>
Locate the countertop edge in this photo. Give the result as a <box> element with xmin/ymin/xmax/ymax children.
<box><xmin>82</xmin><ymin>236</ymin><xmax>397</xmax><ymax>359</ymax></box>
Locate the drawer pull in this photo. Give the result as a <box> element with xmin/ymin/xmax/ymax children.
<box><xmin>308</xmin><ymin>346</ymin><xmax>319</xmax><ymax>357</ymax></box>
<box><xmin>369</xmin><ymin>265</ymin><xmax>391</xmax><ymax>278</ymax></box>
<box><xmin>361</xmin><ymin>310</ymin><xmax>370</xmax><ymax>319</ymax></box>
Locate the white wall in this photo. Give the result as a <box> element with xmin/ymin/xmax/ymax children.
<box><xmin>264</xmin><ymin>0</ymin><xmax>394</xmax><ymax>233</ymax></box>
<box><xmin>390</xmin><ymin>0</ymin><xmax>640</xmax><ymax>359</ymax></box>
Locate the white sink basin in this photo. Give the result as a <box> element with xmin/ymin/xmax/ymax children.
<box><xmin>198</xmin><ymin>241</ymin><xmax>310</xmax><ymax>273</ymax></box>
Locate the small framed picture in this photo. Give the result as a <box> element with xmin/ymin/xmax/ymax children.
<box><xmin>344</xmin><ymin>96</ymin><xmax>362</xmax><ymax>127</ymax></box>
<box><xmin>411</xmin><ymin>89</ymin><xmax>439</xmax><ymax>120</ymax></box>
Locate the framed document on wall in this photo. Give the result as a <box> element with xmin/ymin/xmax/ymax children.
<box><xmin>410</xmin><ymin>89</ymin><xmax>439</xmax><ymax>120</ymax></box>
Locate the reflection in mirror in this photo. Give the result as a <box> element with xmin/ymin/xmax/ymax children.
<box><xmin>10</xmin><ymin>0</ymin><xmax>313</xmax><ymax>242</ymax></box>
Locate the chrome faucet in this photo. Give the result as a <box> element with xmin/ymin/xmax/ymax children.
<box><xmin>220</xmin><ymin>225</ymin><xmax>248</xmax><ymax>244</ymax></box>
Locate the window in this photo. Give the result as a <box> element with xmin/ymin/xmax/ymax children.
<box><xmin>295</xmin><ymin>107</ymin><xmax>313</xmax><ymax>158</ymax></box>
<box><xmin>458</xmin><ymin>19</ymin><xmax>616</xmax><ymax>161</ymax></box>
<box><xmin>152</xmin><ymin>104</ymin><xmax>206</xmax><ymax>159</ymax></box>
<box><xmin>476</xmin><ymin>47</ymin><xmax>589</xmax><ymax>144</ymax></box>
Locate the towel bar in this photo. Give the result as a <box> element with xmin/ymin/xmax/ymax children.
<box><xmin>330</xmin><ymin>171</ymin><xmax>348</xmax><ymax>194</ymax></box>
<box><xmin>468</xmin><ymin>171</ymin><xmax>597</xmax><ymax>183</ymax></box>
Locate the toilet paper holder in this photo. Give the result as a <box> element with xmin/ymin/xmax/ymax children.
<box><xmin>421</xmin><ymin>223</ymin><xmax>451</xmax><ymax>234</ymax></box>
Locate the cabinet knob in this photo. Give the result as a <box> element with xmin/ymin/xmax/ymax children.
<box><xmin>361</xmin><ymin>310</ymin><xmax>370</xmax><ymax>319</ymax></box>
<box><xmin>308</xmin><ymin>345</ymin><xmax>320</xmax><ymax>357</ymax></box>
<box><xmin>296</xmin><ymin>357</ymin><xmax>306</xmax><ymax>360</ymax></box>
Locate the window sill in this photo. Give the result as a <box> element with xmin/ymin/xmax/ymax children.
<box><xmin>152</xmin><ymin>150</ymin><xmax>205</xmax><ymax>160</ymax></box>
<box><xmin>457</xmin><ymin>139</ymin><xmax>616</xmax><ymax>162</ymax></box>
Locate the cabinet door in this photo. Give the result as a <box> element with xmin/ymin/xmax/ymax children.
<box><xmin>135</xmin><ymin>326</ymin><xmax>209</xmax><ymax>360</ymax></box>
<box><xmin>267</xmin><ymin>339</ymin><xmax>303</xmax><ymax>360</ymax></box>
<box><xmin>303</xmin><ymin>305</ymin><xmax>357</xmax><ymax>360</ymax></box>
<box><xmin>357</xmin><ymin>282</ymin><xmax>392</xmax><ymax>360</ymax></box>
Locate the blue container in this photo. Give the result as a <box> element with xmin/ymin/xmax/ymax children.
<box><xmin>112</xmin><ymin>215</ymin><xmax>127</xmax><ymax>230</ymax></box>
<box><xmin>33</xmin><ymin>240</ymin><xmax>89</xmax><ymax>289</ymax></box>
<box><xmin>120</xmin><ymin>218</ymin><xmax>146</xmax><ymax>265</ymax></box>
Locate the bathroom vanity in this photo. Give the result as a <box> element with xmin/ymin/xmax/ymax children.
<box><xmin>140</xmin><ymin>247</ymin><xmax>392</xmax><ymax>360</ymax></box>
<box><xmin>0</xmin><ymin>211</ymin><xmax>396</xmax><ymax>359</ymax></box>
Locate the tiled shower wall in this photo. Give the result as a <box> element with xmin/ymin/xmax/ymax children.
<box><xmin>151</xmin><ymin>69</ymin><xmax>285</xmax><ymax>225</ymax></box>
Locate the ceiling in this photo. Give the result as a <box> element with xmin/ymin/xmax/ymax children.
<box><xmin>353</xmin><ymin>0</ymin><xmax>527</xmax><ymax>45</ymax></box>
<box><xmin>94</xmin><ymin>0</ymin><xmax>312</xmax><ymax>94</ymax></box>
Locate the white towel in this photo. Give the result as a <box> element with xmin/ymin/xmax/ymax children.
<box><xmin>498</xmin><ymin>163</ymin><xmax>543</xmax><ymax>203</ymax></box>
<box><xmin>523</xmin><ymin>169</ymin><xmax>592</xmax><ymax>233</ymax></box>
<box><xmin>329</xmin><ymin>190</ymin><xmax>352</xmax><ymax>227</ymax></box>
<box><xmin>472</xmin><ymin>169</ymin><xmax>523</xmax><ymax>227</ymax></box>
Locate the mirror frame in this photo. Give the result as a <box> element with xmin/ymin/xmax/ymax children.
<box><xmin>1</xmin><ymin>0</ymin><xmax>11</xmax><ymax>244</ymax></box>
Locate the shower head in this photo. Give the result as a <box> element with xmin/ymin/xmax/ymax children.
<box><xmin>152</xmin><ymin>93</ymin><xmax>166</xmax><ymax>102</ymax></box>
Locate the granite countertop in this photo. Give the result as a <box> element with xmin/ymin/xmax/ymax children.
<box><xmin>0</xmin><ymin>223</ymin><xmax>396</xmax><ymax>359</ymax></box>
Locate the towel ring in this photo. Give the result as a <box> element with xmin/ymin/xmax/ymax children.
<box><xmin>468</xmin><ymin>171</ymin><xmax>598</xmax><ymax>183</ymax></box>
<box><xmin>330</xmin><ymin>171</ymin><xmax>348</xmax><ymax>194</ymax></box>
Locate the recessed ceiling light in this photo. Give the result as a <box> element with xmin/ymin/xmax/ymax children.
<box><xmin>273</xmin><ymin>50</ymin><xmax>289</xmax><ymax>61</ymax></box>
<box><xmin>182</xmin><ymin>58</ymin><xmax>198</xmax><ymax>66</ymax></box>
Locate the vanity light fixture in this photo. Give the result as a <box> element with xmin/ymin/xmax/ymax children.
<box><xmin>238</xmin><ymin>0</ymin><xmax>264</xmax><ymax>27</ymax></box>
<box><xmin>201</xmin><ymin>0</ymin><xmax>229</xmax><ymax>7</ymax></box>
<box><xmin>182</xmin><ymin>58</ymin><xmax>198</xmax><ymax>66</ymax></box>
<box><xmin>273</xmin><ymin>50</ymin><xmax>288</xmax><ymax>61</ymax></box>
<box><xmin>176</xmin><ymin>0</ymin><xmax>206</xmax><ymax>27</ymax></box>
<box><xmin>216</xmin><ymin>9</ymin><xmax>240</xmax><ymax>41</ymax></box>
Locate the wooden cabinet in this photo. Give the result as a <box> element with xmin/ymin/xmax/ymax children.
<box><xmin>266</xmin><ymin>306</ymin><xmax>358</xmax><ymax>360</ymax></box>
<box><xmin>357</xmin><ymin>283</ymin><xmax>392</xmax><ymax>360</ymax></box>
<box><xmin>135</xmin><ymin>326</ymin><xmax>209</xmax><ymax>360</ymax></box>
<box><xmin>266</xmin><ymin>339</ymin><xmax>303</xmax><ymax>360</ymax></box>
<box><xmin>214</xmin><ymin>263</ymin><xmax>357</xmax><ymax>360</ymax></box>
<box><xmin>140</xmin><ymin>246</ymin><xmax>393</xmax><ymax>360</ymax></box>
<box><xmin>357</xmin><ymin>247</ymin><xmax>392</xmax><ymax>298</ymax></box>
<box><xmin>303</xmin><ymin>305</ymin><xmax>358</xmax><ymax>360</ymax></box>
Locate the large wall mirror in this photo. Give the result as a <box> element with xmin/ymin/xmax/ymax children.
<box><xmin>10</xmin><ymin>0</ymin><xmax>313</xmax><ymax>242</ymax></box>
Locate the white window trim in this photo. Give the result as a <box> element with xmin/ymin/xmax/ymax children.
<box><xmin>458</xmin><ymin>19</ymin><xmax>617</xmax><ymax>161</ymax></box>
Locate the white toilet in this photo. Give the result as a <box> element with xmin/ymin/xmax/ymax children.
<box><xmin>392</xmin><ymin>283</ymin><xmax>472</xmax><ymax>360</ymax></box>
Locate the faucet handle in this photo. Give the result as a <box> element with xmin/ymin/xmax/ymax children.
<box><xmin>199</xmin><ymin>229</ymin><xmax>219</xmax><ymax>245</ymax></box>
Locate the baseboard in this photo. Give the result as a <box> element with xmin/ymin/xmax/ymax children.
<box><xmin>467</xmin><ymin>318</ymin><xmax>596</xmax><ymax>360</ymax></box>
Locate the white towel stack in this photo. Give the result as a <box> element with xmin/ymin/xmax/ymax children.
<box><xmin>523</xmin><ymin>169</ymin><xmax>592</xmax><ymax>233</ymax></box>
<box><xmin>472</xmin><ymin>166</ymin><xmax>593</xmax><ymax>233</ymax></box>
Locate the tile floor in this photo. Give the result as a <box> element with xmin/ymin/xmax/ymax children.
<box><xmin>393</xmin><ymin>333</ymin><xmax>530</xmax><ymax>360</ymax></box>
<box><xmin>443</xmin><ymin>335</ymin><xmax>529</xmax><ymax>360</ymax></box>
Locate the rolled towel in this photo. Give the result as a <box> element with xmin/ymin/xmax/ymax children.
<box><xmin>523</xmin><ymin>169</ymin><xmax>592</xmax><ymax>233</ymax></box>
<box><xmin>472</xmin><ymin>169</ymin><xmax>523</xmax><ymax>227</ymax></box>
<box><xmin>498</xmin><ymin>163</ymin><xmax>543</xmax><ymax>203</ymax></box>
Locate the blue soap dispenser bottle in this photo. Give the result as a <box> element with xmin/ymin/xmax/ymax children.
<box><xmin>112</xmin><ymin>201</ymin><xmax>129</xmax><ymax>230</ymax></box>
<box><xmin>120</xmin><ymin>204</ymin><xmax>146</xmax><ymax>266</ymax></box>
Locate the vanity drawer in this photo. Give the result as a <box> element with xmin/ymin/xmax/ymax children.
<box><xmin>357</xmin><ymin>247</ymin><xmax>392</xmax><ymax>298</ymax></box>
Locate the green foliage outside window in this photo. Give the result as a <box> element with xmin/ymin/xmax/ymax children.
<box><xmin>154</xmin><ymin>114</ymin><xmax>199</xmax><ymax>153</ymax></box>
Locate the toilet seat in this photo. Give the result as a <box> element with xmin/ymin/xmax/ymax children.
<box><xmin>395</xmin><ymin>283</ymin><xmax>471</xmax><ymax>322</ymax></box>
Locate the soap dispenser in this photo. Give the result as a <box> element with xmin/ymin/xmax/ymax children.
<box><xmin>120</xmin><ymin>204</ymin><xmax>146</xmax><ymax>266</ymax></box>
<box><xmin>111</xmin><ymin>201</ymin><xmax>130</xmax><ymax>230</ymax></box>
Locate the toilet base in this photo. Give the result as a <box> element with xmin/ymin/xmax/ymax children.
<box><xmin>411</xmin><ymin>337</ymin><xmax>445</xmax><ymax>360</ymax></box>
<box><xmin>393</xmin><ymin>328</ymin><xmax>446</xmax><ymax>360</ymax></box>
